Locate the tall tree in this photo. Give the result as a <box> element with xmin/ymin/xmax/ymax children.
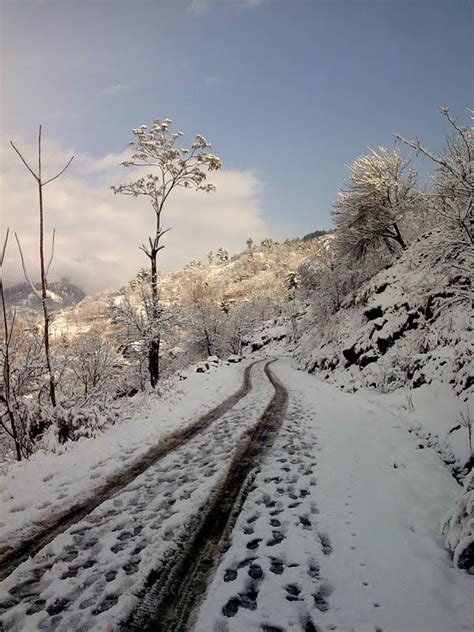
<box><xmin>112</xmin><ymin>118</ymin><xmax>222</xmax><ymax>387</ymax></box>
<box><xmin>10</xmin><ymin>126</ymin><xmax>74</xmax><ymax>407</ymax></box>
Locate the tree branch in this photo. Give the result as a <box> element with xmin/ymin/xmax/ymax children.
<box><xmin>14</xmin><ymin>233</ymin><xmax>41</xmax><ymax>300</ymax></box>
<box><xmin>10</xmin><ymin>141</ymin><xmax>39</xmax><ymax>181</ymax></box>
<box><xmin>46</xmin><ymin>229</ymin><xmax>56</xmax><ymax>277</ymax></box>
<box><xmin>43</xmin><ymin>155</ymin><xmax>75</xmax><ymax>186</ymax></box>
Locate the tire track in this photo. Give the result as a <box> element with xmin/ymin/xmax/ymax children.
<box><xmin>0</xmin><ymin>360</ymin><xmax>262</xmax><ymax>582</ymax></box>
<box><xmin>123</xmin><ymin>359</ymin><xmax>288</xmax><ymax>632</ymax></box>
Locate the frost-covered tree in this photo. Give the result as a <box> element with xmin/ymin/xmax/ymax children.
<box><xmin>216</xmin><ymin>247</ymin><xmax>229</xmax><ymax>265</ymax></box>
<box><xmin>179</xmin><ymin>265</ymin><xmax>226</xmax><ymax>357</ymax></box>
<box><xmin>69</xmin><ymin>329</ymin><xmax>118</xmax><ymax>401</ymax></box>
<box><xmin>108</xmin><ymin>276</ymin><xmax>178</xmax><ymax>390</ymax></box>
<box><xmin>112</xmin><ymin>118</ymin><xmax>221</xmax><ymax>387</ymax></box>
<box><xmin>395</xmin><ymin>107</ymin><xmax>473</xmax><ymax>275</ymax></box>
<box><xmin>332</xmin><ymin>148</ymin><xmax>422</xmax><ymax>260</ymax></box>
<box><xmin>223</xmin><ymin>299</ymin><xmax>259</xmax><ymax>355</ymax></box>
<box><xmin>261</xmin><ymin>238</ymin><xmax>276</xmax><ymax>250</ymax></box>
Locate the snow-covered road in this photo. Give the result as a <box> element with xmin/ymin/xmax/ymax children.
<box><xmin>0</xmin><ymin>360</ymin><xmax>274</xmax><ymax>631</ymax></box>
<box><xmin>195</xmin><ymin>359</ymin><xmax>474</xmax><ymax>632</ymax></box>
<box><xmin>0</xmin><ymin>357</ymin><xmax>473</xmax><ymax>631</ymax></box>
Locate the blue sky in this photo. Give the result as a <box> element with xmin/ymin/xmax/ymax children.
<box><xmin>1</xmin><ymin>0</ymin><xmax>472</xmax><ymax>290</ymax></box>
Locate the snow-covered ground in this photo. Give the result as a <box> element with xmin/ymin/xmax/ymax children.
<box><xmin>0</xmin><ymin>359</ymin><xmax>251</xmax><ymax>552</ymax></box>
<box><xmin>195</xmin><ymin>359</ymin><xmax>474</xmax><ymax>632</ymax></box>
<box><xmin>0</xmin><ymin>361</ymin><xmax>275</xmax><ymax>631</ymax></box>
<box><xmin>1</xmin><ymin>356</ymin><xmax>472</xmax><ymax>631</ymax></box>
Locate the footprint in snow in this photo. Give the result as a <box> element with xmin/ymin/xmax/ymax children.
<box><xmin>319</xmin><ymin>532</ymin><xmax>333</xmax><ymax>555</ymax></box>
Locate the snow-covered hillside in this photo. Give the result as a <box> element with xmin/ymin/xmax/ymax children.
<box><xmin>295</xmin><ymin>235</ymin><xmax>472</xmax><ymax>401</ymax></box>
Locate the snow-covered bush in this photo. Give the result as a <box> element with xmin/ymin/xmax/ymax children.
<box><xmin>441</xmin><ymin>470</ymin><xmax>474</xmax><ymax>571</ymax></box>
<box><xmin>35</xmin><ymin>404</ymin><xmax>123</xmax><ymax>450</ymax></box>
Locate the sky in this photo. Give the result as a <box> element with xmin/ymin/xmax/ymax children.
<box><xmin>1</xmin><ymin>0</ymin><xmax>472</xmax><ymax>292</ymax></box>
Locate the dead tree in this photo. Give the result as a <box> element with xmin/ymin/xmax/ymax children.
<box><xmin>10</xmin><ymin>126</ymin><xmax>74</xmax><ymax>407</ymax></box>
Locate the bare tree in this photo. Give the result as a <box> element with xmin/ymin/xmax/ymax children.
<box><xmin>332</xmin><ymin>148</ymin><xmax>422</xmax><ymax>260</ymax></box>
<box><xmin>10</xmin><ymin>126</ymin><xmax>74</xmax><ymax>407</ymax></box>
<box><xmin>69</xmin><ymin>329</ymin><xmax>118</xmax><ymax>401</ymax></box>
<box><xmin>0</xmin><ymin>230</ymin><xmax>22</xmax><ymax>460</ymax></box>
<box><xmin>112</xmin><ymin>118</ymin><xmax>222</xmax><ymax>387</ymax></box>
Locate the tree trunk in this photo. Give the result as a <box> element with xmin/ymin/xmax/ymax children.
<box><xmin>38</xmin><ymin>127</ymin><xmax>56</xmax><ymax>407</ymax></box>
<box><xmin>148</xmin><ymin>252</ymin><xmax>160</xmax><ymax>387</ymax></box>
<box><xmin>204</xmin><ymin>329</ymin><xmax>212</xmax><ymax>357</ymax></box>
<box><xmin>148</xmin><ymin>335</ymin><xmax>160</xmax><ymax>388</ymax></box>
<box><xmin>392</xmin><ymin>222</ymin><xmax>406</xmax><ymax>250</ymax></box>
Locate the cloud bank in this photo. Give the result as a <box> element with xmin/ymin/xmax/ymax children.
<box><xmin>1</xmin><ymin>134</ymin><xmax>267</xmax><ymax>293</ymax></box>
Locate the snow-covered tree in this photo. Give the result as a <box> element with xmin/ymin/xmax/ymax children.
<box><xmin>112</xmin><ymin>118</ymin><xmax>221</xmax><ymax>387</ymax></box>
<box><xmin>223</xmin><ymin>299</ymin><xmax>259</xmax><ymax>355</ymax></box>
<box><xmin>261</xmin><ymin>238</ymin><xmax>276</xmax><ymax>250</ymax></box>
<box><xmin>69</xmin><ymin>329</ymin><xmax>118</xmax><ymax>401</ymax></box>
<box><xmin>332</xmin><ymin>148</ymin><xmax>422</xmax><ymax>260</ymax></box>
<box><xmin>108</xmin><ymin>276</ymin><xmax>177</xmax><ymax>390</ymax></box>
<box><xmin>216</xmin><ymin>247</ymin><xmax>229</xmax><ymax>265</ymax></box>
<box><xmin>178</xmin><ymin>264</ymin><xmax>227</xmax><ymax>357</ymax></box>
<box><xmin>395</xmin><ymin>107</ymin><xmax>473</xmax><ymax>277</ymax></box>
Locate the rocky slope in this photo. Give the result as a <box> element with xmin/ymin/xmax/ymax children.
<box><xmin>295</xmin><ymin>236</ymin><xmax>472</xmax><ymax>402</ymax></box>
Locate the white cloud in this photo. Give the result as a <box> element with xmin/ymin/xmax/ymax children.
<box><xmin>102</xmin><ymin>82</ymin><xmax>134</xmax><ymax>96</ymax></box>
<box><xmin>1</xmin><ymin>134</ymin><xmax>267</xmax><ymax>294</ymax></box>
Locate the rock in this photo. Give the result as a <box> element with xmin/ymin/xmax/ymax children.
<box><xmin>227</xmin><ymin>355</ymin><xmax>242</xmax><ymax>363</ymax></box>
<box><xmin>196</xmin><ymin>362</ymin><xmax>210</xmax><ymax>373</ymax></box>
<box><xmin>364</xmin><ymin>305</ymin><xmax>384</xmax><ymax>321</ymax></box>
<box><xmin>372</xmin><ymin>317</ymin><xmax>386</xmax><ymax>331</ymax></box>
<box><xmin>375</xmin><ymin>282</ymin><xmax>389</xmax><ymax>294</ymax></box>
<box><xmin>342</xmin><ymin>343</ymin><xmax>361</xmax><ymax>366</ymax></box>
<box><xmin>359</xmin><ymin>353</ymin><xmax>379</xmax><ymax>368</ymax></box>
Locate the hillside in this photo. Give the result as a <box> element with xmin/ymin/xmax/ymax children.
<box><xmin>4</xmin><ymin>279</ymin><xmax>86</xmax><ymax>318</ymax></box>
<box><xmin>48</xmin><ymin>234</ymin><xmax>332</xmax><ymax>340</ymax></box>
<box><xmin>294</xmin><ymin>233</ymin><xmax>472</xmax><ymax>401</ymax></box>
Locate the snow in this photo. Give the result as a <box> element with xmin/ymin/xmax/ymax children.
<box><xmin>295</xmin><ymin>238</ymin><xmax>473</xmax><ymax>402</ymax></box>
<box><xmin>359</xmin><ymin>382</ymin><xmax>473</xmax><ymax>475</ymax></box>
<box><xmin>0</xmin><ymin>360</ymin><xmax>274</xmax><ymax>631</ymax></box>
<box><xmin>1</xmin><ymin>356</ymin><xmax>473</xmax><ymax>631</ymax></box>
<box><xmin>194</xmin><ymin>358</ymin><xmax>474</xmax><ymax>631</ymax></box>
<box><xmin>0</xmin><ymin>358</ymin><xmax>253</xmax><ymax>553</ymax></box>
